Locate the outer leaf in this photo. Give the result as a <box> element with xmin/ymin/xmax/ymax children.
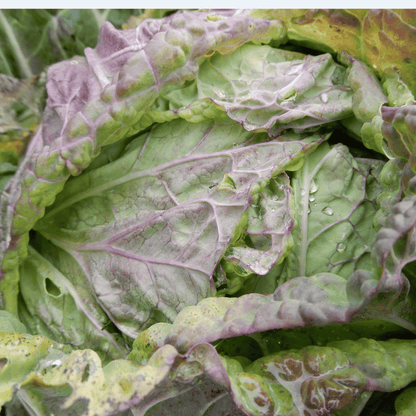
<box><xmin>18</xmin><ymin>245</ymin><xmax>129</xmax><ymax>363</ymax></box>
<box><xmin>10</xmin><ymin>336</ymin><xmax>416</xmax><ymax>416</ymax></box>
<box><xmin>0</xmin><ymin>10</ymin><xmax>286</xmax><ymax>305</ymax></box>
<box><xmin>30</xmin><ymin>120</ymin><xmax>320</xmax><ymax>338</ymax></box>
<box><xmin>355</xmin><ymin>195</ymin><xmax>416</xmax><ymax>328</ymax></box>
<box><xmin>395</xmin><ymin>386</ymin><xmax>416</xmax><ymax>416</ymax></box>
<box><xmin>0</xmin><ymin>332</ymin><xmax>69</xmax><ymax>407</ymax></box>
<box><xmin>13</xmin><ymin>343</ymin><xmax>236</xmax><ymax>416</ymax></box>
<box><xmin>338</xmin><ymin>51</ymin><xmax>388</xmax><ymax>124</ymax></box>
<box><xmin>239</xmin><ymin>338</ymin><xmax>416</xmax><ymax>416</ymax></box>
<box><xmin>327</xmin><ymin>338</ymin><xmax>416</xmax><ymax>392</ymax></box>
<box><xmin>130</xmin><ymin>337</ymin><xmax>416</xmax><ymax>416</ymax></box>
<box><xmin>282</xmin><ymin>141</ymin><xmax>384</xmax><ymax>281</ymax></box>
<box><xmin>338</xmin><ymin>51</ymin><xmax>389</xmax><ymax>155</ymax></box>
<box><xmin>122</xmin><ymin>10</ymin><xmax>173</xmax><ymax>30</ymax></box>
<box><xmin>373</xmin><ymin>159</ymin><xmax>404</xmax><ymax>231</ymax></box>
<box><xmin>195</xmin><ymin>44</ymin><xmax>353</xmax><ymax>135</ymax></box>
<box><xmin>143</xmin><ymin>273</ymin><xmax>358</xmax><ymax>352</ymax></box>
<box><xmin>0</xmin><ymin>310</ymin><xmax>27</xmax><ymax>333</ymax></box>
<box><xmin>0</xmin><ymin>73</ymin><xmax>44</xmax><ymax>135</ymax></box>
<box><xmin>381</xmin><ymin>67</ymin><xmax>415</xmax><ymax>108</ymax></box>
<box><xmin>0</xmin><ymin>9</ymin><xmax>138</xmax><ymax>78</ymax></box>
<box><xmin>250</xmin><ymin>9</ymin><xmax>416</xmax><ymax>97</ymax></box>
<box><xmin>108</xmin><ymin>44</ymin><xmax>349</xmax><ymax>147</ymax></box>
<box><xmin>381</xmin><ymin>104</ymin><xmax>416</xmax><ymax>194</ymax></box>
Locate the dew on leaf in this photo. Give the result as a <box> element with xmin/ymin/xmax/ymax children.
<box><xmin>322</xmin><ymin>206</ymin><xmax>334</xmax><ymax>216</ymax></box>
<box><xmin>320</xmin><ymin>93</ymin><xmax>329</xmax><ymax>103</ymax></box>
<box><xmin>310</xmin><ymin>179</ymin><xmax>318</xmax><ymax>193</ymax></box>
<box><xmin>308</xmin><ymin>195</ymin><xmax>315</xmax><ymax>202</ymax></box>
<box><xmin>300</xmin><ymin>188</ymin><xmax>306</xmax><ymax>196</ymax></box>
<box><xmin>336</xmin><ymin>242</ymin><xmax>346</xmax><ymax>252</ymax></box>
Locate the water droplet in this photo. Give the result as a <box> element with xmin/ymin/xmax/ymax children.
<box><xmin>320</xmin><ymin>93</ymin><xmax>328</xmax><ymax>103</ymax></box>
<box><xmin>308</xmin><ymin>195</ymin><xmax>315</xmax><ymax>202</ymax></box>
<box><xmin>307</xmin><ymin>206</ymin><xmax>311</xmax><ymax>214</ymax></box>
<box><xmin>373</xmin><ymin>64</ymin><xmax>377</xmax><ymax>69</ymax></box>
<box><xmin>336</xmin><ymin>242</ymin><xmax>346</xmax><ymax>252</ymax></box>
<box><xmin>322</xmin><ymin>206</ymin><xmax>334</xmax><ymax>216</ymax></box>
<box><xmin>300</xmin><ymin>188</ymin><xmax>306</xmax><ymax>196</ymax></box>
<box><xmin>310</xmin><ymin>179</ymin><xmax>318</xmax><ymax>194</ymax></box>
<box><xmin>313</xmin><ymin>203</ymin><xmax>317</xmax><ymax>207</ymax></box>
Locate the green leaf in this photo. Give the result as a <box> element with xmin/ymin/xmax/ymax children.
<box><xmin>359</xmin><ymin>194</ymin><xmax>416</xmax><ymax>329</ymax></box>
<box><xmin>19</xmin><ymin>245</ymin><xmax>129</xmax><ymax>363</ymax></box>
<box><xmin>282</xmin><ymin>141</ymin><xmax>384</xmax><ymax>281</ymax></box>
<box><xmin>381</xmin><ymin>104</ymin><xmax>416</xmax><ymax>194</ymax></box>
<box><xmin>338</xmin><ymin>51</ymin><xmax>389</xmax><ymax>155</ymax></box>
<box><xmin>395</xmin><ymin>387</ymin><xmax>416</xmax><ymax>416</ymax></box>
<box><xmin>0</xmin><ymin>268</ymin><xmax>20</xmax><ymax>314</ymax></box>
<box><xmin>196</xmin><ymin>44</ymin><xmax>353</xmax><ymax>135</ymax></box>
<box><xmin>225</xmin><ymin>337</ymin><xmax>416</xmax><ymax>416</ymax></box>
<box><xmin>0</xmin><ymin>310</ymin><xmax>27</xmax><ymax>333</ymax></box>
<box><xmin>0</xmin><ymin>9</ymin><xmax>138</xmax><ymax>78</ymax></box>
<box><xmin>0</xmin><ymin>332</ymin><xmax>65</xmax><ymax>407</ymax></box>
<box><xmin>382</xmin><ymin>67</ymin><xmax>415</xmax><ymax>108</ymax></box>
<box><xmin>373</xmin><ymin>159</ymin><xmax>404</xmax><ymax>231</ymax></box>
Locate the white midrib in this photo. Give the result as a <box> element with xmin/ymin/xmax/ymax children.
<box><xmin>299</xmin><ymin>157</ymin><xmax>310</xmax><ymax>277</ymax></box>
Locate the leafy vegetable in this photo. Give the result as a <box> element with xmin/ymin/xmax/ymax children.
<box><xmin>1</xmin><ymin>9</ymin><xmax>416</xmax><ymax>416</ymax></box>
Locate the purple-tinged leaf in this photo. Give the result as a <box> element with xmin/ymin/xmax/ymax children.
<box><xmin>353</xmin><ymin>195</ymin><xmax>416</xmax><ymax>328</ymax></box>
<box><xmin>381</xmin><ymin>104</ymin><xmax>416</xmax><ymax>195</ymax></box>
<box><xmin>29</xmin><ymin>120</ymin><xmax>321</xmax><ymax>338</ymax></box>
<box><xmin>249</xmin><ymin>9</ymin><xmax>416</xmax><ymax>97</ymax></box>
<box><xmin>0</xmin><ymin>10</ymin><xmax>286</xmax><ymax>289</ymax></box>
<box><xmin>196</xmin><ymin>45</ymin><xmax>353</xmax><ymax>136</ymax></box>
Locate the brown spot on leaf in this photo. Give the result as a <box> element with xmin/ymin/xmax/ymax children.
<box><xmin>293</xmin><ymin>9</ymin><xmax>360</xmax><ymax>28</ymax></box>
<box><xmin>264</xmin><ymin>356</ymin><xmax>303</xmax><ymax>382</ymax></box>
<box><xmin>254</xmin><ymin>395</ymin><xmax>267</xmax><ymax>407</ymax></box>
<box><xmin>326</xmin><ymin>10</ymin><xmax>361</xmax><ymax>28</ymax></box>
